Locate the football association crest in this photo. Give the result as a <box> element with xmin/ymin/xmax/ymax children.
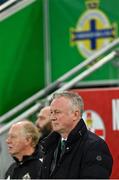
<box><xmin>70</xmin><ymin>0</ymin><xmax>117</xmax><ymax>58</ymax></box>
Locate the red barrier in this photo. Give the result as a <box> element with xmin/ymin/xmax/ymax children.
<box><xmin>71</xmin><ymin>87</ymin><xmax>119</xmax><ymax>179</ymax></box>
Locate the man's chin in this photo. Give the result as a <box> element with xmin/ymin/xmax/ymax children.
<box><xmin>53</xmin><ymin>128</ymin><xmax>60</xmax><ymax>133</ymax></box>
<box><xmin>8</xmin><ymin>150</ymin><xmax>16</xmax><ymax>156</ymax></box>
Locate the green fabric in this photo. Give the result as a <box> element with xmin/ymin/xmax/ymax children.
<box><xmin>61</xmin><ymin>140</ymin><xmax>66</xmax><ymax>152</ymax></box>
<box><xmin>0</xmin><ymin>0</ymin><xmax>44</xmax><ymax>115</ymax></box>
<box><xmin>48</xmin><ymin>0</ymin><xmax>119</xmax><ymax>82</ymax></box>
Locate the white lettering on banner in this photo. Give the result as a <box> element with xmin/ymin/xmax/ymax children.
<box><xmin>112</xmin><ymin>99</ymin><xmax>119</xmax><ymax>130</ymax></box>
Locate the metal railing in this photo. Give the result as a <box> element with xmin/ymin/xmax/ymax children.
<box><xmin>0</xmin><ymin>38</ymin><xmax>119</xmax><ymax>125</ymax></box>
<box><xmin>0</xmin><ymin>48</ymin><xmax>119</xmax><ymax>134</ymax></box>
<box><xmin>0</xmin><ymin>0</ymin><xmax>36</xmax><ymax>21</ymax></box>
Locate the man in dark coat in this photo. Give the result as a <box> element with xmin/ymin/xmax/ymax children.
<box><xmin>40</xmin><ymin>91</ymin><xmax>113</xmax><ymax>179</ymax></box>
<box><xmin>5</xmin><ymin>120</ymin><xmax>42</xmax><ymax>179</ymax></box>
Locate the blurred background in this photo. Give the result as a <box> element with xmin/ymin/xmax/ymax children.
<box><xmin>0</xmin><ymin>0</ymin><xmax>119</xmax><ymax>178</ymax></box>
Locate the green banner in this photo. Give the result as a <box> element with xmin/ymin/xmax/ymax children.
<box><xmin>0</xmin><ymin>0</ymin><xmax>44</xmax><ymax>115</ymax></box>
<box><xmin>1</xmin><ymin>0</ymin><xmax>119</xmax><ymax>115</ymax></box>
<box><xmin>48</xmin><ymin>0</ymin><xmax>119</xmax><ymax>81</ymax></box>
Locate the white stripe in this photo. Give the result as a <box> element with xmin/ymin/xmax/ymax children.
<box><xmin>0</xmin><ymin>0</ymin><xmax>17</xmax><ymax>11</ymax></box>
<box><xmin>0</xmin><ymin>0</ymin><xmax>36</xmax><ymax>22</ymax></box>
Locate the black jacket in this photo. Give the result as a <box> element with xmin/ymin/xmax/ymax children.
<box><xmin>5</xmin><ymin>146</ymin><xmax>42</xmax><ymax>179</ymax></box>
<box><xmin>40</xmin><ymin>119</ymin><xmax>113</xmax><ymax>179</ymax></box>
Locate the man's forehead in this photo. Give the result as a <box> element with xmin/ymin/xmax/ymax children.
<box><xmin>9</xmin><ymin>126</ymin><xmax>20</xmax><ymax>135</ymax></box>
<box><xmin>37</xmin><ymin>110</ymin><xmax>46</xmax><ymax>117</ymax></box>
<box><xmin>51</xmin><ymin>97</ymin><xmax>70</xmax><ymax>105</ymax></box>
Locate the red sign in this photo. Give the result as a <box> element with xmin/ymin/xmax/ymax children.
<box><xmin>71</xmin><ymin>87</ymin><xmax>119</xmax><ymax>179</ymax></box>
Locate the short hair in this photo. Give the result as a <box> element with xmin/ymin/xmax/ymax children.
<box><xmin>21</xmin><ymin>120</ymin><xmax>40</xmax><ymax>147</ymax></box>
<box><xmin>51</xmin><ymin>91</ymin><xmax>84</xmax><ymax>115</ymax></box>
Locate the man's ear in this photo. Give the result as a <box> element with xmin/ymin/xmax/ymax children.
<box><xmin>26</xmin><ymin>136</ymin><xmax>32</xmax><ymax>145</ymax></box>
<box><xmin>73</xmin><ymin>110</ymin><xmax>80</xmax><ymax>121</ymax></box>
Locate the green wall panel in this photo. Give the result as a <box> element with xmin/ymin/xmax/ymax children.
<box><xmin>0</xmin><ymin>0</ymin><xmax>44</xmax><ymax>114</ymax></box>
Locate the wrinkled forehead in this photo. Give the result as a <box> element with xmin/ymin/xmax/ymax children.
<box><xmin>38</xmin><ymin>108</ymin><xmax>50</xmax><ymax>117</ymax></box>
<box><xmin>50</xmin><ymin>96</ymin><xmax>72</xmax><ymax>109</ymax></box>
<box><xmin>8</xmin><ymin>124</ymin><xmax>23</xmax><ymax>136</ymax></box>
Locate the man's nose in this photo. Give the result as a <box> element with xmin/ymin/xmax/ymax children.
<box><xmin>50</xmin><ymin>113</ymin><xmax>57</xmax><ymax>121</ymax></box>
<box><xmin>6</xmin><ymin>138</ymin><xmax>10</xmax><ymax>144</ymax></box>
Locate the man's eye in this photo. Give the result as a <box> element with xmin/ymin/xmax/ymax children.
<box><xmin>51</xmin><ymin>111</ymin><xmax>61</xmax><ymax>114</ymax></box>
<box><xmin>55</xmin><ymin>111</ymin><xmax>61</xmax><ymax>114</ymax></box>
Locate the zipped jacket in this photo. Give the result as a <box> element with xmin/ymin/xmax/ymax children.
<box><xmin>5</xmin><ymin>146</ymin><xmax>42</xmax><ymax>179</ymax></box>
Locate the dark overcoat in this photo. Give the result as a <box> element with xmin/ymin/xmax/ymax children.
<box><xmin>40</xmin><ymin>119</ymin><xmax>113</xmax><ymax>179</ymax></box>
<box><xmin>5</xmin><ymin>146</ymin><xmax>42</xmax><ymax>179</ymax></box>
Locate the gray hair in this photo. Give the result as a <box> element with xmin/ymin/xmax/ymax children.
<box><xmin>21</xmin><ymin>120</ymin><xmax>40</xmax><ymax>147</ymax></box>
<box><xmin>51</xmin><ymin>91</ymin><xmax>84</xmax><ymax>116</ymax></box>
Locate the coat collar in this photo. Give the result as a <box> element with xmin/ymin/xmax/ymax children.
<box><xmin>67</xmin><ymin>118</ymin><xmax>87</xmax><ymax>144</ymax></box>
<box><xmin>13</xmin><ymin>145</ymin><xmax>41</xmax><ymax>164</ymax></box>
<box><xmin>41</xmin><ymin>119</ymin><xmax>87</xmax><ymax>153</ymax></box>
